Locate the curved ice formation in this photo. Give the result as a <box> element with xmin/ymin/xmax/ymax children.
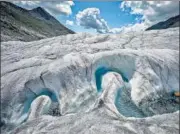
<box><xmin>95</xmin><ymin>67</ymin><xmax>128</xmax><ymax>92</ymax></box>
<box><xmin>28</xmin><ymin>95</ymin><xmax>51</xmax><ymax>120</ymax></box>
<box><xmin>23</xmin><ymin>88</ymin><xmax>58</xmax><ymax>114</ymax></box>
<box><xmin>1</xmin><ymin>28</ymin><xmax>179</xmax><ymax>134</ymax></box>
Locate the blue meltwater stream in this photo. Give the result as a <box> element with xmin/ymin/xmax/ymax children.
<box><xmin>23</xmin><ymin>88</ymin><xmax>58</xmax><ymax>114</ymax></box>
<box><xmin>114</xmin><ymin>83</ymin><xmax>146</xmax><ymax>118</ymax></box>
<box><xmin>95</xmin><ymin>66</ymin><xmax>146</xmax><ymax>118</ymax></box>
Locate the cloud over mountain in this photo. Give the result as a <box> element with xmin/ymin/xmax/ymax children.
<box><xmin>13</xmin><ymin>1</ymin><xmax>74</xmax><ymax>15</ymax></box>
<box><xmin>120</xmin><ymin>1</ymin><xmax>179</xmax><ymax>25</ymax></box>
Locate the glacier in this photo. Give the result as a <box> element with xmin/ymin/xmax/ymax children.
<box><xmin>1</xmin><ymin>28</ymin><xmax>179</xmax><ymax>134</ymax></box>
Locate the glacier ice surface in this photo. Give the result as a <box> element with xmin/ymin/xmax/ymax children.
<box><xmin>1</xmin><ymin>28</ymin><xmax>179</xmax><ymax>134</ymax></box>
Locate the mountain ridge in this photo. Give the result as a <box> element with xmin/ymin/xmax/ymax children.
<box><xmin>146</xmin><ymin>15</ymin><xmax>180</xmax><ymax>31</ymax></box>
<box><xmin>29</xmin><ymin>7</ymin><xmax>59</xmax><ymax>23</ymax></box>
<box><xmin>0</xmin><ymin>1</ymin><xmax>75</xmax><ymax>42</ymax></box>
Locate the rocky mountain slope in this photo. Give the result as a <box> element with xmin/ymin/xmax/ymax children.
<box><xmin>0</xmin><ymin>1</ymin><xmax>74</xmax><ymax>42</ymax></box>
<box><xmin>1</xmin><ymin>28</ymin><xmax>179</xmax><ymax>134</ymax></box>
<box><xmin>146</xmin><ymin>15</ymin><xmax>179</xmax><ymax>30</ymax></box>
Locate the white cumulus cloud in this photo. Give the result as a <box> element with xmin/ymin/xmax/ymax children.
<box><xmin>14</xmin><ymin>1</ymin><xmax>40</xmax><ymax>6</ymax></box>
<box><xmin>13</xmin><ymin>1</ymin><xmax>74</xmax><ymax>16</ymax></box>
<box><xmin>110</xmin><ymin>23</ymin><xmax>148</xmax><ymax>34</ymax></box>
<box><xmin>76</xmin><ymin>7</ymin><xmax>148</xmax><ymax>34</ymax></box>
<box><xmin>55</xmin><ymin>1</ymin><xmax>74</xmax><ymax>15</ymax></box>
<box><xmin>76</xmin><ymin>8</ymin><xmax>109</xmax><ymax>33</ymax></box>
<box><xmin>120</xmin><ymin>1</ymin><xmax>179</xmax><ymax>25</ymax></box>
<box><xmin>66</xmin><ymin>20</ymin><xmax>74</xmax><ymax>26</ymax></box>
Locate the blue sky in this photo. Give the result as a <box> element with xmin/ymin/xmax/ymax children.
<box><xmin>57</xmin><ymin>1</ymin><xmax>143</xmax><ymax>33</ymax></box>
<box><xmin>14</xmin><ymin>1</ymin><xmax>179</xmax><ymax>34</ymax></box>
